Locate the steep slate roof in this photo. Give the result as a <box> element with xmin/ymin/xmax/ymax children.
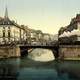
<box><xmin>0</xmin><ymin>17</ymin><xmax>22</xmax><ymax>29</ymax></box>
<box><xmin>0</xmin><ymin>7</ymin><xmax>21</xmax><ymax>28</ymax></box>
<box><xmin>63</xmin><ymin>14</ymin><xmax>80</xmax><ymax>32</ymax></box>
<box><xmin>70</xmin><ymin>14</ymin><xmax>80</xmax><ymax>25</ymax></box>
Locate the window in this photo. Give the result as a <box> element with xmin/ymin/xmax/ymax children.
<box><xmin>3</xmin><ymin>32</ymin><xmax>5</xmax><ymax>37</ymax></box>
<box><xmin>8</xmin><ymin>31</ymin><xmax>10</xmax><ymax>37</ymax></box>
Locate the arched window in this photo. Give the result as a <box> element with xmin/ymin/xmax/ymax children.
<box><xmin>3</xmin><ymin>27</ymin><xmax>5</xmax><ymax>37</ymax></box>
<box><xmin>8</xmin><ymin>27</ymin><xmax>10</xmax><ymax>37</ymax></box>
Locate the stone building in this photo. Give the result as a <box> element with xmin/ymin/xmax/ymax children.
<box><xmin>35</xmin><ymin>30</ymin><xmax>43</xmax><ymax>42</ymax></box>
<box><xmin>29</xmin><ymin>29</ymin><xmax>43</xmax><ymax>43</ymax></box>
<box><xmin>58</xmin><ymin>14</ymin><xmax>80</xmax><ymax>43</ymax></box>
<box><xmin>43</xmin><ymin>33</ymin><xmax>51</xmax><ymax>41</ymax></box>
<box><xmin>0</xmin><ymin>8</ymin><xmax>28</xmax><ymax>44</ymax></box>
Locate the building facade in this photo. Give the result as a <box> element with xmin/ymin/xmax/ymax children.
<box><xmin>0</xmin><ymin>7</ymin><xmax>52</xmax><ymax>45</ymax></box>
<box><xmin>58</xmin><ymin>14</ymin><xmax>80</xmax><ymax>44</ymax></box>
<box><xmin>0</xmin><ymin>8</ymin><xmax>28</xmax><ymax>44</ymax></box>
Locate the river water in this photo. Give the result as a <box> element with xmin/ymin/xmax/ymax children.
<box><xmin>0</xmin><ymin>48</ymin><xmax>80</xmax><ymax>80</ymax></box>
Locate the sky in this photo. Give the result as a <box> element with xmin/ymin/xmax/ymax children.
<box><xmin>0</xmin><ymin>0</ymin><xmax>80</xmax><ymax>34</ymax></box>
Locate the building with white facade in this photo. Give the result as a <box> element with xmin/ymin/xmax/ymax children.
<box><xmin>0</xmin><ymin>8</ymin><xmax>28</xmax><ymax>44</ymax></box>
<box><xmin>59</xmin><ymin>14</ymin><xmax>80</xmax><ymax>43</ymax></box>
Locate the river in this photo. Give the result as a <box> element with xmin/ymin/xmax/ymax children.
<box><xmin>0</xmin><ymin>48</ymin><xmax>80</xmax><ymax>80</ymax></box>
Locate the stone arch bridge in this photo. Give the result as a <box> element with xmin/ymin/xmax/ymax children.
<box><xmin>19</xmin><ymin>45</ymin><xmax>59</xmax><ymax>59</ymax></box>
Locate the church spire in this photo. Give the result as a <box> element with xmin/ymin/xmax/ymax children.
<box><xmin>4</xmin><ymin>6</ymin><xmax>8</xmax><ymax>19</ymax></box>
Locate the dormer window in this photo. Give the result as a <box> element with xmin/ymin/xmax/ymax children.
<box><xmin>8</xmin><ymin>22</ymin><xmax>9</xmax><ymax>24</ymax></box>
<box><xmin>3</xmin><ymin>22</ymin><xmax>4</xmax><ymax>24</ymax></box>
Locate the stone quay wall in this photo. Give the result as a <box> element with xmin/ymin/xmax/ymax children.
<box><xmin>0</xmin><ymin>45</ymin><xmax>20</xmax><ymax>58</ymax></box>
<box><xmin>59</xmin><ymin>45</ymin><xmax>80</xmax><ymax>60</ymax></box>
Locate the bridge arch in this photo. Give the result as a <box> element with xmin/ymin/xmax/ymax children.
<box><xmin>20</xmin><ymin>46</ymin><xmax>59</xmax><ymax>59</ymax></box>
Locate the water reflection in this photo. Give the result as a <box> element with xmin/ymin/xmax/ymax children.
<box><xmin>0</xmin><ymin>55</ymin><xmax>80</xmax><ymax>80</ymax></box>
<box><xmin>28</xmin><ymin>48</ymin><xmax>55</xmax><ymax>62</ymax></box>
<box><xmin>18</xmin><ymin>68</ymin><xmax>57</xmax><ymax>80</ymax></box>
<box><xmin>0</xmin><ymin>59</ymin><xmax>20</xmax><ymax>80</ymax></box>
<box><xmin>56</xmin><ymin>61</ymin><xmax>80</xmax><ymax>80</ymax></box>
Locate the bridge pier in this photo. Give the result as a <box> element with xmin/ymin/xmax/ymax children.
<box><xmin>20</xmin><ymin>46</ymin><xmax>28</xmax><ymax>57</ymax></box>
<box><xmin>51</xmin><ymin>48</ymin><xmax>59</xmax><ymax>59</ymax></box>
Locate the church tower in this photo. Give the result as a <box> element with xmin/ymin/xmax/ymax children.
<box><xmin>4</xmin><ymin>7</ymin><xmax>9</xmax><ymax>19</ymax></box>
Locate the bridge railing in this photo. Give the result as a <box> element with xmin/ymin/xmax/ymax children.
<box><xmin>0</xmin><ymin>40</ymin><xmax>57</xmax><ymax>47</ymax></box>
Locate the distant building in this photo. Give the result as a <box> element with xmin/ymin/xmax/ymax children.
<box><xmin>35</xmin><ymin>30</ymin><xmax>43</xmax><ymax>42</ymax></box>
<box><xmin>29</xmin><ymin>29</ymin><xmax>43</xmax><ymax>42</ymax></box>
<box><xmin>43</xmin><ymin>33</ymin><xmax>51</xmax><ymax>41</ymax></box>
<box><xmin>29</xmin><ymin>29</ymin><xmax>37</xmax><ymax>42</ymax></box>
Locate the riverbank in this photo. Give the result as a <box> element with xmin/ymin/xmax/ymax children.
<box><xmin>59</xmin><ymin>45</ymin><xmax>80</xmax><ymax>60</ymax></box>
<box><xmin>0</xmin><ymin>45</ymin><xmax>20</xmax><ymax>58</ymax></box>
